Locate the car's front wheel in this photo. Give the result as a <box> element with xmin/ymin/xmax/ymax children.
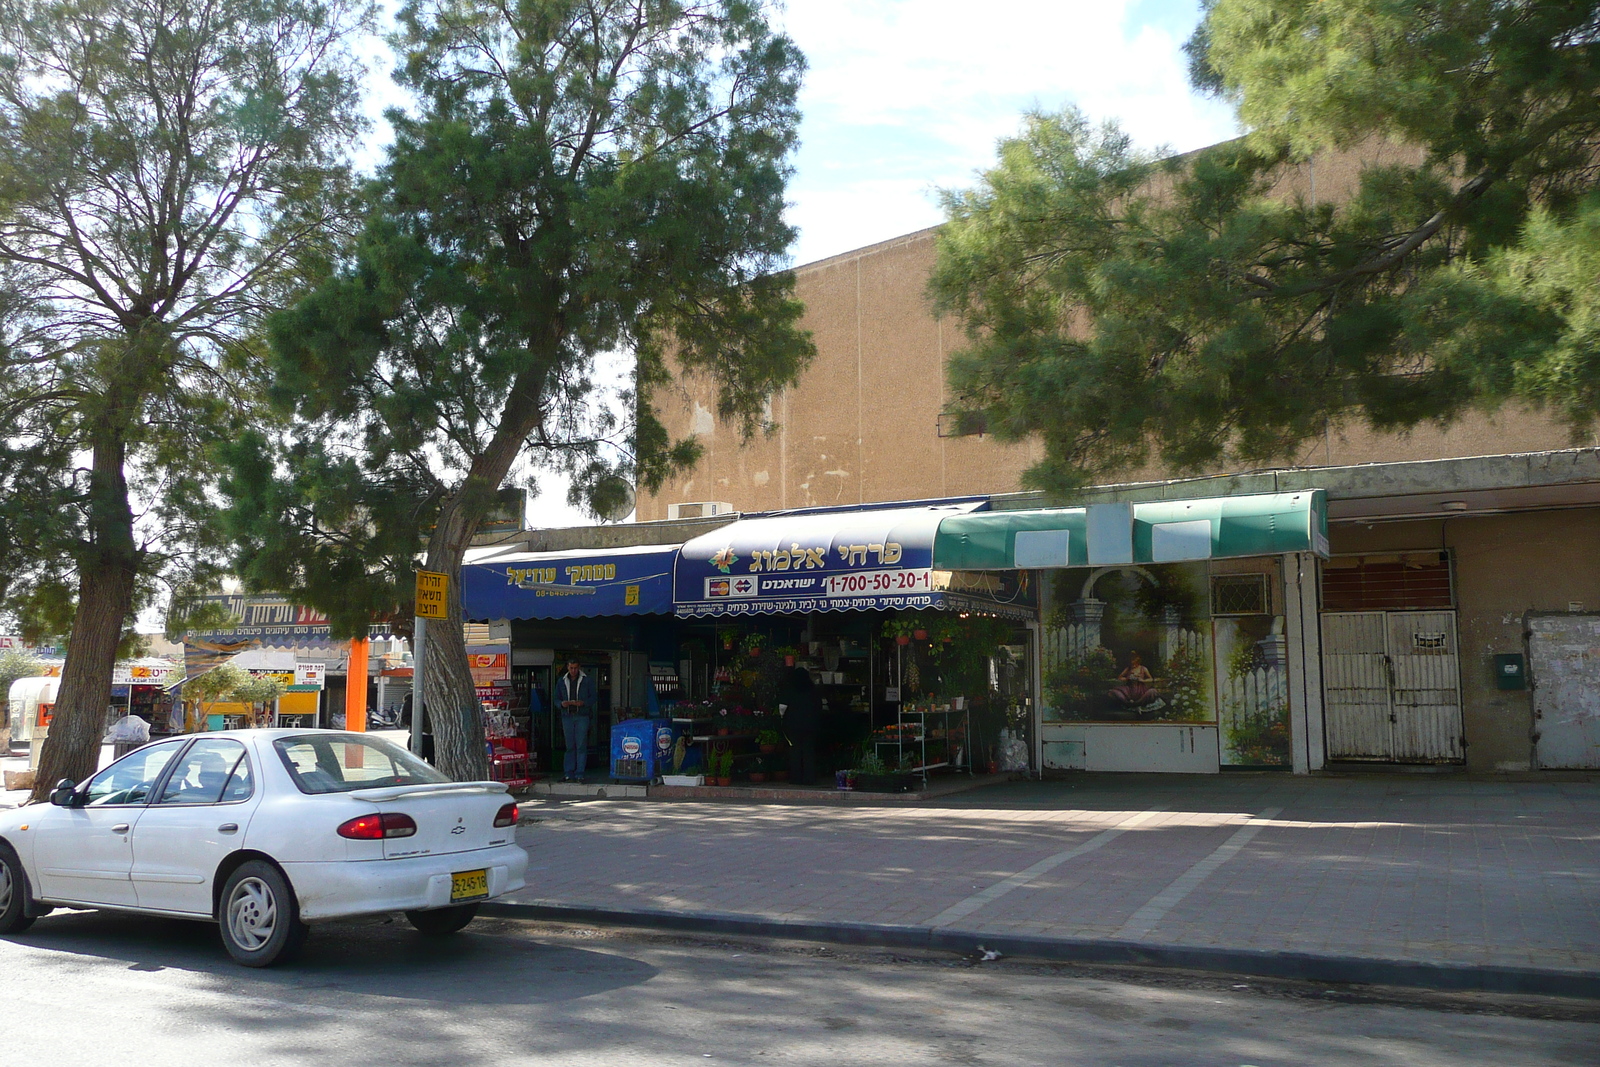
<box><xmin>0</xmin><ymin>845</ymin><xmax>36</xmax><ymax>935</ymax></box>
<box><xmin>219</xmin><ymin>860</ymin><xmax>307</xmax><ymax>967</ymax></box>
<box><xmin>405</xmin><ymin>903</ymin><xmax>479</xmax><ymax>936</ymax></box>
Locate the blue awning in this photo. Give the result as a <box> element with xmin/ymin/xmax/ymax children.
<box><xmin>673</xmin><ymin>503</ymin><xmax>986</xmax><ymax>618</ymax></box>
<box><xmin>463</xmin><ymin>544</ymin><xmax>677</xmax><ymax>621</ymax></box>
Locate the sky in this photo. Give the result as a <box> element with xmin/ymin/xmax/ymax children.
<box><xmin>359</xmin><ymin>0</ymin><xmax>1241</xmax><ymax>531</ymax></box>
<box><xmin>774</xmin><ymin>0</ymin><xmax>1239</xmax><ymax>266</ymax></box>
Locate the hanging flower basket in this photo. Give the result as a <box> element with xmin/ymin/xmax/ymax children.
<box><xmin>913</xmin><ymin>629</ymin><xmax>928</xmax><ymax>640</ymax></box>
<box><xmin>895</xmin><ymin>635</ymin><xmax>911</xmax><ymax>646</ymax></box>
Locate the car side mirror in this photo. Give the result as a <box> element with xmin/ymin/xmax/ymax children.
<box><xmin>50</xmin><ymin>779</ymin><xmax>79</xmax><ymax>807</ymax></box>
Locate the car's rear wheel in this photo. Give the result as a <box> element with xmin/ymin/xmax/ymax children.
<box><xmin>219</xmin><ymin>860</ymin><xmax>307</xmax><ymax>967</ymax></box>
<box><xmin>405</xmin><ymin>903</ymin><xmax>479</xmax><ymax>936</ymax></box>
<box><xmin>0</xmin><ymin>845</ymin><xmax>36</xmax><ymax>935</ymax></box>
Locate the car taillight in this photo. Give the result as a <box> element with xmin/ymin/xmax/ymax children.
<box><xmin>337</xmin><ymin>813</ymin><xmax>418</xmax><ymax>840</ymax></box>
<box><xmin>494</xmin><ymin>802</ymin><xmax>518</xmax><ymax>828</ymax></box>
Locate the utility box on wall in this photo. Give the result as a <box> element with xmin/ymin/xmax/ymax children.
<box><xmin>1494</xmin><ymin>652</ymin><xmax>1526</xmax><ymax>690</ymax></box>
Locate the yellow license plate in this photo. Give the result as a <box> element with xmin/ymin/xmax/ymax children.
<box><xmin>451</xmin><ymin>869</ymin><xmax>489</xmax><ymax>902</ymax></box>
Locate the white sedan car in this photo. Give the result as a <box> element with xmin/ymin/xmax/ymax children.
<box><xmin>0</xmin><ymin>729</ymin><xmax>529</xmax><ymax>966</ymax></box>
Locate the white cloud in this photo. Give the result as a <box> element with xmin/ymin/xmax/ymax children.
<box><xmin>776</xmin><ymin>0</ymin><xmax>1240</xmax><ymax>265</ymax></box>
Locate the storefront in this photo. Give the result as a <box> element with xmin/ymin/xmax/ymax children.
<box><xmin>461</xmin><ymin>492</ymin><xmax>1329</xmax><ymax>785</ymax></box>
<box><xmin>670</xmin><ymin>503</ymin><xmax>1037</xmax><ymax>785</ymax></box>
<box><xmin>180</xmin><ymin>594</ymin><xmax>392</xmax><ymax>726</ymax></box>
<box><xmin>933</xmin><ymin>492</ymin><xmax>1329</xmax><ymax>773</ymax></box>
<box><xmin>8</xmin><ymin>657</ymin><xmax>177</xmax><ymax>755</ymax></box>
<box><xmin>463</xmin><ymin>543</ymin><xmax>679</xmax><ymax>777</ymax></box>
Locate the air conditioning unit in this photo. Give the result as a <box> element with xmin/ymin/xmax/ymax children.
<box><xmin>667</xmin><ymin>501</ymin><xmax>735</xmax><ymax>520</ymax></box>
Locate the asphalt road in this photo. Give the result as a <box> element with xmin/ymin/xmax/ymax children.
<box><xmin>0</xmin><ymin>911</ymin><xmax>1595</xmax><ymax>1066</ymax></box>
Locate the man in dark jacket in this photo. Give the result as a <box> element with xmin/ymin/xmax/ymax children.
<box><xmin>556</xmin><ymin>659</ymin><xmax>597</xmax><ymax>782</ymax></box>
<box><xmin>779</xmin><ymin>666</ymin><xmax>820</xmax><ymax>785</ymax></box>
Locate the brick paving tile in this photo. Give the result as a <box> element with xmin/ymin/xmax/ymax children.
<box><xmin>509</xmin><ymin>774</ymin><xmax>1600</xmax><ymax>971</ymax></box>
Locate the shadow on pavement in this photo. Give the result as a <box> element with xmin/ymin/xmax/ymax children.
<box><xmin>2</xmin><ymin>908</ymin><xmax>658</xmax><ymax>1006</ymax></box>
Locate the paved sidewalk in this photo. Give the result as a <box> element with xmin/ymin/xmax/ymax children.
<box><xmin>505</xmin><ymin>774</ymin><xmax>1600</xmax><ymax>989</ymax></box>
<box><xmin>1</xmin><ymin>753</ymin><xmax>31</xmax><ymax>807</ymax></box>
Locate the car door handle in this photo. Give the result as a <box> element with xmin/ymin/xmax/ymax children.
<box><xmin>218</xmin><ymin>823</ymin><xmax>239</xmax><ymax>834</ymax></box>
<box><xmin>111</xmin><ymin>824</ymin><xmax>130</xmax><ymax>834</ymax></box>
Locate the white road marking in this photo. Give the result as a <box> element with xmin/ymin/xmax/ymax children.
<box><xmin>925</xmin><ymin>808</ymin><xmax>1169</xmax><ymax>928</ymax></box>
<box><xmin>1115</xmin><ymin>807</ymin><xmax>1283</xmax><ymax>940</ymax></box>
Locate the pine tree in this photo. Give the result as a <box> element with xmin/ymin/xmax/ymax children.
<box><xmin>0</xmin><ymin>0</ymin><xmax>373</xmax><ymax>799</ymax></box>
<box><xmin>227</xmin><ymin>0</ymin><xmax>813</xmax><ymax>780</ymax></box>
<box><xmin>930</xmin><ymin>1</ymin><xmax>1600</xmax><ymax>492</ymax></box>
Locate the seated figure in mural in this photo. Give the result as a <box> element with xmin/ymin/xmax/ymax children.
<box><xmin>1107</xmin><ymin>651</ymin><xmax>1157</xmax><ymax>708</ymax></box>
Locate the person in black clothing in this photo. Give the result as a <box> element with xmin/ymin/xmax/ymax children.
<box><xmin>399</xmin><ymin>692</ymin><xmax>434</xmax><ymax>763</ymax></box>
<box><xmin>779</xmin><ymin>666</ymin><xmax>820</xmax><ymax>785</ymax></box>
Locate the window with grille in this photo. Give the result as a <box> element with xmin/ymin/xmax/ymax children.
<box><xmin>1211</xmin><ymin>574</ymin><xmax>1269</xmax><ymax>615</ymax></box>
<box><xmin>1321</xmin><ymin>552</ymin><xmax>1453</xmax><ymax>611</ymax></box>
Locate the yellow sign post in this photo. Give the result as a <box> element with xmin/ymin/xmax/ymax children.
<box><xmin>415</xmin><ymin>570</ymin><xmax>449</xmax><ymax>619</ymax></box>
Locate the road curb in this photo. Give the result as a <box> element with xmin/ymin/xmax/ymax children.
<box><xmin>481</xmin><ymin>901</ymin><xmax>1600</xmax><ymax>1000</ymax></box>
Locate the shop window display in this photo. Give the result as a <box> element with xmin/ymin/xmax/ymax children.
<box><xmin>1212</xmin><ymin>613</ymin><xmax>1291</xmax><ymax>767</ymax></box>
<box><xmin>1040</xmin><ymin>562</ymin><xmax>1292</xmax><ymax>767</ymax></box>
<box><xmin>1042</xmin><ymin>564</ymin><xmax>1214</xmax><ymax>725</ymax></box>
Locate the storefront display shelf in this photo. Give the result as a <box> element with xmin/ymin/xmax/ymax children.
<box><xmin>879</xmin><ymin>704</ymin><xmax>972</xmax><ymax>784</ymax></box>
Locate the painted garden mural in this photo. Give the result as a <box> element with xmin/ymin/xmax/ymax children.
<box><xmin>1040</xmin><ymin>564</ymin><xmax>1291</xmax><ymax>767</ymax></box>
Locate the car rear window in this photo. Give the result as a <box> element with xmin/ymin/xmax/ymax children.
<box><xmin>273</xmin><ymin>733</ymin><xmax>451</xmax><ymax>794</ymax></box>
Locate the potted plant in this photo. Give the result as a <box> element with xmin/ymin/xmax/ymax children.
<box><xmin>741</xmin><ymin>631</ymin><xmax>765</xmax><ymax>658</ymax></box>
<box><xmin>757</xmin><ymin>728</ymin><xmax>781</xmax><ymax>754</ymax></box>
<box><xmin>712</xmin><ymin>747</ymin><xmax>734</xmax><ymax>787</ymax></box>
<box><xmin>882</xmin><ymin>618</ymin><xmax>913</xmax><ymax>645</ymax></box>
<box><xmin>661</xmin><ymin>771</ymin><xmax>705</xmax><ymax>787</ymax></box>
<box><xmin>773</xmin><ymin>644</ymin><xmax>799</xmax><ymax>666</ymax></box>
<box><xmin>853</xmin><ymin>749</ymin><xmax>915</xmax><ymax>793</ymax></box>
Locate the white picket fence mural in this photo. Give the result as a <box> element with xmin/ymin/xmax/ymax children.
<box><xmin>1042</xmin><ymin>623</ymin><xmax>1093</xmax><ymax>672</ymax></box>
<box><xmin>1163</xmin><ymin>627</ymin><xmax>1208</xmax><ymax>665</ymax></box>
<box><xmin>1218</xmin><ymin>666</ymin><xmax>1287</xmax><ymax>724</ymax></box>
<box><xmin>1042</xmin><ymin>622</ymin><xmax>1210</xmax><ymax>673</ymax></box>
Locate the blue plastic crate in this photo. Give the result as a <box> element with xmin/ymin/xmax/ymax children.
<box><xmin>610</xmin><ymin>717</ymin><xmax>683</xmax><ymax>781</ymax></box>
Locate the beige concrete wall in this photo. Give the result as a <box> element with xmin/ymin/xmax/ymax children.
<box><xmin>1326</xmin><ymin>508</ymin><xmax>1600</xmax><ymax>772</ymax></box>
<box><xmin>643</xmin><ymin>229</ymin><xmax>1044</xmax><ymax>519</ymax></box>
<box><xmin>641</xmin><ymin>141</ymin><xmax>1586</xmax><ymax>522</ymax></box>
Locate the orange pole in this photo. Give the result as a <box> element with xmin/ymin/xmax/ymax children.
<box><xmin>346</xmin><ymin>637</ymin><xmax>369</xmax><ymax>732</ymax></box>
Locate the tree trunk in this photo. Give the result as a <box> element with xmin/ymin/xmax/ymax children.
<box><xmin>30</xmin><ymin>433</ymin><xmax>139</xmax><ymax>801</ymax></box>
<box><xmin>420</xmin><ymin>385</ymin><xmax>546</xmax><ymax>781</ymax></box>
<box><xmin>421</xmin><ymin>541</ymin><xmax>489</xmax><ymax>782</ymax></box>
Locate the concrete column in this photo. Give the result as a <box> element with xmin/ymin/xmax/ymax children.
<box><xmin>1281</xmin><ymin>552</ymin><xmax>1326</xmax><ymax>773</ymax></box>
<box><xmin>1158</xmin><ymin>604</ymin><xmax>1183</xmax><ymax>665</ymax></box>
<box><xmin>1070</xmin><ymin>598</ymin><xmax>1106</xmax><ymax>652</ymax></box>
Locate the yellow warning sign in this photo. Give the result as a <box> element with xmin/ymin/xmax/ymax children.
<box><xmin>415</xmin><ymin>570</ymin><xmax>449</xmax><ymax>619</ymax></box>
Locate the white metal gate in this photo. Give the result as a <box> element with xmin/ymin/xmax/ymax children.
<box><xmin>1529</xmin><ymin>614</ymin><xmax>1600</xmax><ymax>770</ymax></box>
<box><xmin>1322</xmin><ymin>611</ymin><xmax>1463</xmax><ymax>762</ymax></box>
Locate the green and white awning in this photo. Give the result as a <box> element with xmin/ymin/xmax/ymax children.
<box><xmin>932</xmin><ymin>491</ymin><xmax>1328</xmax><ymax>570</ymax></box>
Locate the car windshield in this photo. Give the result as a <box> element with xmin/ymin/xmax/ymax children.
<box><xmin>273</xmin><ymin>733</ymin><xmax>450</xmax><ymax>794</ymax></box>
